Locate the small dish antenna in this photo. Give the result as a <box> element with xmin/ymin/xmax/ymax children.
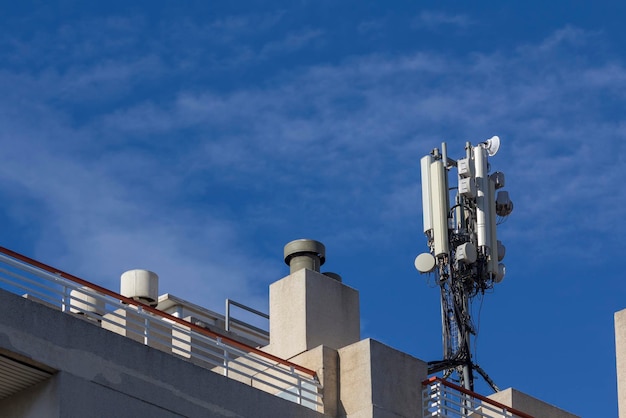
<box><xmin>414</xmin><ymin>253</ymin><xmax>436</xmax><ymax>273</ymax></box>
<box><xmin>483</xmin><ymin>136</ymin><xmax>500</xmax><ymax>156</ymax></box>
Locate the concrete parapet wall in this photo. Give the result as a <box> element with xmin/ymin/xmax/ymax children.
<box><xmin>487</xmin><ymin>388</ymin><xmax>580</xmax><ymax>418</ymax></box>
<box><xmin>291</xmin><ymin>345</ymin><xmax>340</xmax><ymax>416</ymax></box>
<box><xmin>338</xmin><ymin>339</ymin><xmax>427</xmax><ymax>418</ymax></box>
<box><xmin>269</xmin><ymin>269</ymin><xmax>360</xmax><ymax>359</ymax></box>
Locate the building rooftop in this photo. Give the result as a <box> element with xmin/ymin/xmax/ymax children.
<box><xmin>0</xmin><ymin>243</ymin><xmax>586</xmax><ymax>417</ymax></box>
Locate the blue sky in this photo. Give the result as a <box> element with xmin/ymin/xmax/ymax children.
<box><xmin>1</xmin><ymin>1</ymin><xmax>625</xmax><ymax>416</ymax></box>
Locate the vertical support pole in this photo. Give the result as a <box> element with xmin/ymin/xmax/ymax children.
<box><xmin>138</xmin><ymin>306</ymin><xmax>149</xmax><ymax>345</ymax></box>
<box><xmin>435</xmin><ymin>381</ymin><xmax>444</xmax><ymax>416</ymax></box>
<box><xmin>218</xmin><ymin>338</ymin><xmax>229</xmax><ymax>377</ymax></box>
<box><xmin>449</xmin><ymin>282</ymin><xmax>472</xmax><ymax>416</ymax></box>
<box><xmin>462</xmin><ymin>292</ymin><xmax>474</xmax><ymax>393</ymax></box>
<box><xmin>225</xmin><ymin>299</ymin><xmax>231</xmax><ymax>332</ymax></box>
<box><xmin>62</xmin><ymin>286</ymin><xmax>71</xmax><ymax>312</ymax></box>
<box><xmin>294</xmin><ymin>367</ymin><xmax>302</xmax><ymax>405</ymax></box>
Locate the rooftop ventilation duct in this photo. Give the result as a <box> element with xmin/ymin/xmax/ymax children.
<box><xmin>283</xmin><ymin>239</ymin><xmax>326</xmax><ymax>274</ymax></box>
<box><xmin>70</xmin><ymin>286</ymin><xmax>104</xmax><ymax>315</ymax></box>
<box><xmin>322</xmin><ymin>272</ymin><xmax>342</xmax><ymax>282</ymax></box>
<box><xmin>120</xmin><ymin>269</ymin><xmax>159</xmax><ymax>307</ymax></box>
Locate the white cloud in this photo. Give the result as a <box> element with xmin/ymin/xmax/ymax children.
<box><xmin>259</xmin><ymin>29</ymin><xmax>324</xmax><ymax>57</ymax></box>
<box><xmin>412</xmin><ymin>11</ymin><xmax>474</xmax><ymax>30</ymax></box>
<box><xmin>1</xmin><ymin>19</ymin><xmax>625</xmax><ymax>316</ymax></box>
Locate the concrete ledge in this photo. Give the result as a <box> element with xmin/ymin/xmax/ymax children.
<box><xmin>487</xmin><ymin>388</ymin><xmax>580</xmax><ymax>418</ymax></box>
<box><xmin>338</xmin><ymin>339</ymin><xmax>427</xmax><ymax>418</ymax></box>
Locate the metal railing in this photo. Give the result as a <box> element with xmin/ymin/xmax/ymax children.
<box><xmin>0</xmin><ymin>246</ymin><xmax>322</xmax><ymax>410</ymax></box>
<box><xmin>225</xmin><ymin>298</ymin><xmax>269</xmax><ymax>335</ymax></box>
<box><xmin>422</xmin><ymin>377</ymin><xmax>533</xmax><ymax>418</ymax></box>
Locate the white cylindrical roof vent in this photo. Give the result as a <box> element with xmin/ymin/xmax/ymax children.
<box><xmin>70</xmin><ymin>286</ymin><xmax>104</xmax><ymax>315</ymax></box>
<box><xmin>120</xmin><ymin>269</ymin><xmax>159</xmax><ymax>306</ymax></box>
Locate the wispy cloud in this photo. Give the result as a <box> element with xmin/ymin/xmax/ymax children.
<box><xmin>259</xmin><ymin>29</ymin><xmax>324</xmax><ymax>57</ymax></box>
<box><xmin>0</xmin><ymin>13</ymin><xmax>624</xmax><ymax>314</ymax></box>
<box><xmin>412</xmin><ymin>11</ymin><xmax>474</xmax><ymax>30</ymax></box>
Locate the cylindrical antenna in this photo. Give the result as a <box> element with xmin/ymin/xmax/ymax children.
<box><xmin>488</xmin><ymin>177</ymin><xmax>498</xmax><ymax>277</ymax></box>
<box><xmin>430</xmin><ymin>159</ymin><xmax>449</xmax><ymax>258</ymax></box>
<box><xmin>473</xmin><ymin>145</ymin><xmax>491</xmax><ymax>253</ymax></box>
<box><xmin>420</xmin><ymin>155</ymin><xmax>435</xmax><ymax>235</ymax></box>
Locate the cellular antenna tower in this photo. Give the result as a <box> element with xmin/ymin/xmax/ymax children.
<box><xmin>414</xmin><ymin>137</ymin><xmax>514</xmax><ymax>392</ymax></box>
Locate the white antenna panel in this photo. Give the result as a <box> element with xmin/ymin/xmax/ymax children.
<box><xmin>420</xmin><ymin>155</ymin><xmax>434</xmax><ymax>234</ymax></box>
<box><xmin>455</xmin><ymin>242</ymin><xmax>477</xmax><ymax>264</ymax></box>
<box><xmin>458</xmin><ymin>157</ymin><xmax>473</xmax><ymax>178</ymax></box>
<box><xmin>429</xmin><ymin>159</ymin><xmax>449</xmax><ymax>258</ymax></box>
<box><xmin>473</xmin><ymin>146</ymin><xmax>490</xmax><ymax>251</ymax></box>
<box><xmin>458</xmin><ymin>177</ymin><xmax>475</xmax><ymax>198</ymax></box>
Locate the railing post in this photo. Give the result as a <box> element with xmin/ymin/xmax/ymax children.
<box><xmin>217</xmin><ymin>337</ymin><xmax>229</xmax><ymax>377</ymax></box>
<box><xmin>225</xmin><ymin>299</ymin><xmax>230</xmax><ymax>332</ymax></box>
<box><xmin>294</xmin><ymin>367</ymin><xmax>302</xmax><ymax>405</ymax></box>
<box><xmin>462</xmin><ymin>390</ymin><xmax>471</xmax><ymax>416</ymax></box>
<box><xmin>136</xmin><ymin>306</ymin><xmax>149</xmax><ymax>345</ymax></box>
<box><xmin>62</xmin><ymin>285</ymin><xmax>71</xmax><ymax>312</ymax></box>
<box><xmin>436</xmin><ymin>381</ymin><xmax>444</xmax><ymax>416</ymax></box>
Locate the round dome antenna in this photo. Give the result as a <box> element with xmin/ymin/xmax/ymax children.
<box><xmin>414</xmin><ymin>253</ymin><xmax>436</xmax><ymax>273</ymax></box>
<box><xmin>483</xmin><ymin>136</ymin><xmax>501</xmax><ymax>156</ymax></box>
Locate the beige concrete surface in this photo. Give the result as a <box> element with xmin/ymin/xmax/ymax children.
<box><xmin>102</xmin><ymin>306</ymin><xmax>172</xmax><ymax>353</ymax></box>
<box><xmin>487</xmin><ymin>388</ymin><xmax>580</xmax><ymax>418</ymax></box>
<box><xmin>290</xmin><ymin>345</ymin><xmax>340</xmax><ymax>416</ymax></box>
<box><xmin>617</xmin><ymin>309</ymin><xmax>626</xmax><ymax>418</ymax></box>
<box><xmin>269</xmin><ymin>268</ymin><xmax>360</xmax><ymax>359</ymax></box>
<box><xmin>338</xmin><ymin>339</ymin><xmax>427</xmax><ymax>418</ymax></box>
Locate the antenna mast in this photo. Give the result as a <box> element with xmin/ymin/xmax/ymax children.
<box><xmin>414</xmin><ymin>137</ymin><xmax>514</xmax><ymax>391</ymax></box>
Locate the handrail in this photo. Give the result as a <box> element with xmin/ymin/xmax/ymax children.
<box><xmin>0</xmin><ymin>246</ymin><xmax>314</xmax><ymax>377</ymax></box>
<box><xmin>225</xmin><ymin>298</ymin><xmax>269</xmax><ymax>333</ymax></box>
<box><xmin>0</xmin><ymin>245</ymin><xmax>322</xmax><ymax>410</ymax></box>
<box><xmin>422</xmin><ymin>377</ymin><xmax>534</xmax><ymax>418</ymax></box>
